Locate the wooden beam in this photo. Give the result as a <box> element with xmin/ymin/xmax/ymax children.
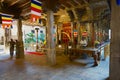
<box><xmin>63</xmin><ymin>2</ymin><xmax>72</xmax><ymax>8</ymax></box>
<box><xmin>10</xmin><ymin>0</ymin><xmax>20</xmax><ymax>6</ymax></box>
<box><xmin>21</xmin><ymin>7</ymin><xmax>30</xmax><ymax>12</ymax></box>
<box><xmin>67</xmin><ymin>1</ymin><xmax>75</xmax><ymax>7</ymax></box>
<box><xmin>72</xmin><ymin>0</ymin><xmax>80</xmax><ymax>6</ymax></box>
<box><xmin>21</xmin><ymin>10</ymin><xmax>30</xmax><ymax>17</ymax></box>
<box><xmin>83</xmin><ymin>0</ymin><xmax>89</xmax><ymax>5</ymax></box>
<box><xmin>19</xmin><ymin>1</ymin><xmax>30</xmax><ymax>8</ymax></box>
<box><xmin>0</xmin><ymin>12</ymin><xmax>14</xmax><ymax>16</ymax></box>
<box><xmin>75</xmin><ymin>0</ymin><xmax>85</xmax><ymax>5</ymax></box>
<box><xmin>73</xmin><ymin>0</ymin><xmax>82</xmax><ymax>5</ymax></box>
<box><xmin>59</xmin><ymin>4</ymin><xmax>66</xmax><ymax>10</ymax></box>
<box><xmin>60</xmin><ymin>4</ymin><xmax>67</xmax><ymax>9</ymax></box>
<box><xmin>66</xmin><ymin>4</ymin><xmax>88</xmax><ymax>11</ymax></box>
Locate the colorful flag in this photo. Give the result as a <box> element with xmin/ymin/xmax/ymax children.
<box><xmin>31</xmin><ymin>0</ymin><xmax>42</xmax><ymax>23</ymax></box>
<box><xmin>1</xmin><ymin>14</ymin><xmax>13</xmax><ymax>29</ymax></box>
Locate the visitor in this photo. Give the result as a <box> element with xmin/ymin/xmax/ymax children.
<box><xmin>9</xmin><ymin>39</ymin><xmax>15</xmax><ymax>58</ymax></box>
<box><xmin>80</xmin><ymin>37</ymin><xmax>88</xmax><ymax>59</ymax></box>
<box><xmin>80</xmin><ymin>37</ymin><xmax>87</xmax><ymax>48</ymax></box>
<box><xmin>15</xmin><ymin>40</ymin><xmax>20</xmax><ymax>58</ymax></box>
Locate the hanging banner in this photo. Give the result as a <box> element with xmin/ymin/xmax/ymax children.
<box><xmin>31</xmin><ymin>0</ymin><xmax>42</xmax><ymax>23</ymax></box>
<box><xmin>1</xmin><ymin>14</ymin><xmax>13</xmax><ymax>29</ymax></box>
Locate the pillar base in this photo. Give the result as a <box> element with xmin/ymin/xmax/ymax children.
<box><xmin>46</xmin><ymin>49</ymin><xmax>56</xmax><ymax>65</ymax></box>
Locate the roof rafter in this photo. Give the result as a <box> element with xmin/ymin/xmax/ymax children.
<box><xmin>19</xmin><ymin>1</ymin><xmax>30</xmax><ymax>8</ymax></box>
<box><xmin>10</xmin><ymin>0</ymin><xmax>20</xmax><ymax>6</ymax></box>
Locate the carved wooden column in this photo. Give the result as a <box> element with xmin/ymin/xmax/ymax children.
<box><xmin>35</xmin><ymin>27</ymin><xmax>39</xmax><ymax>51</ymax></box>
<box><xmin>46</xmin><ymin>10</ymin><xmax>56</xmax><ymax>65</ymax></box>
<box><xmin>110</xmin><ymin>0</ymin><xmax>120</xmax><ymax>80</ymax></box>
<box><xmin>77</xmin><ymin>22</ymin><xmax>80</xmax><ymax>44</ymax></box>
<box><xmin>59</xmin><ymin>23</ymin><xmax>62</xmax><ymax>44</ymax></box>
<box><xmin>55</xmin><ymin>24</ymin><xmax>58</xmax><ymax>45</ymax></box>
<box><xmin>71</xmin><ymin>22</ymin><xmax>74</xmax><ymax>44</ymax></box>
<box><xmin>91</xmin><ymin>22</ymin><xmax>95</xmax><ymax>47</ymax></box>
<box><xmin>17</xmin><ymin>18</ymin><xmax>24</xmax><ymax>58</ymax></box>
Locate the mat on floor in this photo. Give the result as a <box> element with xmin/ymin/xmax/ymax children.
<box><xmin>25</xmin><ymin>51</ymin><xmax>44</xmax><ymax>55</ymax></box>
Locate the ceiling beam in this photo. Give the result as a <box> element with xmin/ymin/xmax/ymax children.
<box><xmin>59</xmin><ymin>5</ymin><xmax>66</xmax><ymax>10</ymax></box>
<box><xmin>75</xmin><ymin>0</ymin><xmax>85</xmax><ymax>5</ymax></box>
<box><xmin>72</xmin><ymin>0</ymin><xmax>82</xmax><ymax>5</ymax></box>
<box><xmin>67</xmin><ymin>1</ymin><xmax>75</xmax><ymax>7</ymax></box>
<box><xmin>10</xmin><ymin>0</ymin><xmax>20</xmax><ymax>6</ymax></box>
<box><xmin>19</xmin><ymin>1</ymin><xmax>30</xmax><ymax>8</ymax></box>
<box><xmin>83</xmin><ymin>0</ymin><xmax>89</xmax><ymax>5</ymax></box>
<box><xmin>21</xmin><ymin>11</ymin><xmax>31</xmax><ymax>16</ymax></box>
<box><xmin>66</xmin><ymin>4</ymin><xmax>88</xmax><ymax>11</ymax></box>
<box><xmin>21</xmin><ymin>6</ymin><xmax>30</xmax><ymax>12</ymax></box>
<box><xmin>63</xmin><ymin>2</ymin><xmax>72</xmax><ymax>8</ymax></box>
<box><xmin>71</xmin><ymin>0</ymin><xmax>80</xmax><ymax>6</ymax></box>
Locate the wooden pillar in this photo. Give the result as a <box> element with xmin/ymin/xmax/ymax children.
<box><xmin>91</xmin><ymin>22</ymin><xmax>95</xmax><ymax>47</ymax></box>
<box><xmin>98</xmin><ymin>20</ymin><xmax>102</xmax><ymax>42</ymax></box>
<box><xmin>35</xmin><ymin>27</ymin><xmax>39</xmax><ymax>51</ymax></box>
<box><xmin>71</xmin><ymin>22</ymin><xmax>74</xmax><ymax>43</ymax></box>
<box><xmin>59</xmin><ymin>23</ymin><xmax>62</xmax><ymax>43</ymax></box>
<box><xmin>55</xmin><ymin>24</ymin><xmax>58</xmax><ymax>45</ymax></box>
<box><xmin>45</xmin><ymin>26</ymin><xmax>47</xmax><ymax>45</ymax></box>
<box><xmin>77</xmin><ymin>22</ymin><xmax>80</xmax><ymax>44</ymax></box>
<box><xmin>110</xmin><ymin>0</ymin><xmax>120</xmax><ymax>80</ymax></box>
<box><xmin>17</xmin><ymin>18</ymin><xmax>24</xmax><ymax>58</ymax></box>
<box><xmin>46</xmin><ymin>10</ymin><xmax>56</xmax><ymax>65</ymax></box>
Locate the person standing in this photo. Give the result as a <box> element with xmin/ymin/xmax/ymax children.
<box><xmin>80</xmin><ymin>37</ymin><xmax>87</xmax><ymax>48</ymax></box>
<box><xmin>80</xmin><ymin>37</ymin><xmax>88</xmax><ymax>59</ymax></box>
<box><xmin>9</xmin><ymin>39</ymin><xmax>15</xmax><ymax>58</ymax></box>
<box><xmin>15</xmin><ymin>40</ymin><xmax>20</xmax><ymax>58</ymax></box>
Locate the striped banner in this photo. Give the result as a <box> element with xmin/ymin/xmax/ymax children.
<box><xmin>31</xmin><ymin>0</ymin><xmax>42</xmax><ymax>23</ymax></box>
<box><xmin>1</xmin><ymin>14</ymin><xmax>13</xmax><ymax>29</ymax></box>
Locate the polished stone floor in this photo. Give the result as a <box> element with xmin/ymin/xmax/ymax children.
<box><xmin>0</xmin><ymin>52</ymin><xmax>109</xmax><ymax>80</ymax></box>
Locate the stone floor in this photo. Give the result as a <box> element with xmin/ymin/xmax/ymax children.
<box><xmin>0</xmin><ymin>52</ymin><xmax>109</xmax><ymax>80</ymax></box>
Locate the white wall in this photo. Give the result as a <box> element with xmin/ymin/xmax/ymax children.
<box><xmin>0</xmin><ymin>28</ymin><xmax>4</xmax><ymax>37</ymax></box>
<box><xmin>0</xmin><ymin>20</ymin><xmax>46</xmax><ymax>41</ymax></box>
<box><xmin>11</xmin><ymin>20</ymin><xmax>18</xmax><ymax>40</ymax></box>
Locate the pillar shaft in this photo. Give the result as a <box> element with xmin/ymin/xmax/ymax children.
<box><xmin>71</xmin><ymin>22</ymin><xmax>74</xmax><ymax>43</ymax></box>
<box><xmin>77</xmin><ymin>22</ymin><xmax>80</xmax><ymax>44</ymax></box>
<box><xmin>110</xmin><ymin>0</ymin><xmax>120</xmax><ymax>80</ymax></box>
<box><xmin>17</xmin><ymin>18</ymin><xmax>24</xmax><ymax>58</ymax></box>
<box><xmin>56</xmin><ymin>24</ymin><xmax>59</xmax><ymax>45</ymax></box>
<box><xmin>46</xmin><ymin>10</ymin><xmax>56</xmax><ymax>65</ymax></box>
<box><xmin>35</xmin><ymin>28</ymin><xmax>39</xmax><ymax>51</ymax></box>
<box><xmin>91</xmin><ymin>22</ymin><xmax>95</xmax><ymax>47</ymax></box>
